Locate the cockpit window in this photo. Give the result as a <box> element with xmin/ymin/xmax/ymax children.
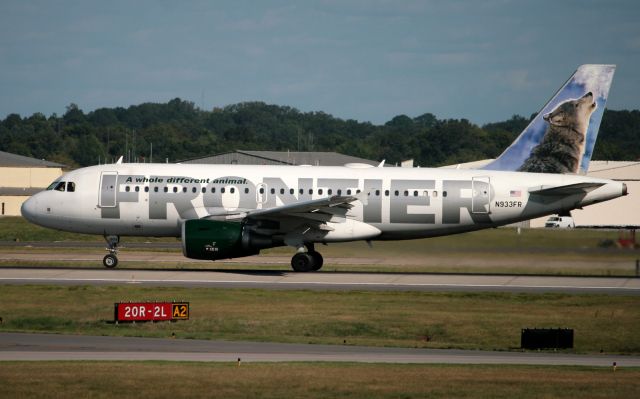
<box><xmin>46</xmin><ymin>180</ymin><xmax>61</xmax><ymax>190</ymax></box>
<box><xmin>45</xmin><ymin>179</ymin><xmax>75</xmax><ymax>192</ymax></box>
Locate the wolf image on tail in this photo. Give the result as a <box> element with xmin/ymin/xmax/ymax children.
<box><xmin>482</xmin><ymin>64</ymin><xmax>615</xmax><ymax>175</ymax></box>
<box><xmin>518</xmin><ymin>92</ymin><xmax>596</xmax><ymax>174</ymax></box>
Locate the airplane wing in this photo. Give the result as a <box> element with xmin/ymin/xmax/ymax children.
<box><xmin>528</xmin><ymin>182</ymin><xmax>605</xmax><ymax>196</ymax></box>
<box><xmin>246</xmin><ymin>195</ymin><xmax>361</xmax><ymax>219</ymax></box>
<box><xmin>203</xmin><ymin>194</ymin><xmax>364</xmax><ymax>222</ymax></box>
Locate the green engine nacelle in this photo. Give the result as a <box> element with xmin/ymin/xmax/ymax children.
<box><xmin>182</xmin><ymin>219</ymin><xmax>276</xmax><ymax>261</ymax></box>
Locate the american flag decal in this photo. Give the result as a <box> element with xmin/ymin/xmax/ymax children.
<box><xmin>510</xmin><ymin>190</ymin><xmax>522</xmax><ymax>197</ymax></box>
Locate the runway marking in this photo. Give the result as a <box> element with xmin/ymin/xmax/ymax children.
<box><xmin>1</xmin><ymin>276</ymin><xmax>639</xmax><ymax>291</ymax></box>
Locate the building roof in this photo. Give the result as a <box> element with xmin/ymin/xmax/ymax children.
<box><xmin>0</xmin><ymin>150</ymin><xmax>65</xmax><ymax>168</ymax></box>
<box><xmin>586</xmin><ymin>161</ymin><xmax>640</xmax><ymax>180</ymax></box>
<box><xmin>181</xmin><ymin>150</ymin><xmax>380</xmax><ymax>167</ymax></box>
<box><xmin>0</xmin><ymin>187</ymin><xmax>44</xmax><ymax>196</ymax></box>
<box><xmin>439</xmin><ymin>159</ymin><xmax>640</xmax><ymax>180</ymax></box>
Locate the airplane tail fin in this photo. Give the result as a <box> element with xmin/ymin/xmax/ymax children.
<box><xmin>482</xmin><ymin>64</ymin><xmax>616</xmax><ymax>174</ymax></box>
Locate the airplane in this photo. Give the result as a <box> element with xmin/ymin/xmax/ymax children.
<box><xmin>21</xmin><ymin>64</ymin><xmax>626</xmax><ymax>272</ymax></box>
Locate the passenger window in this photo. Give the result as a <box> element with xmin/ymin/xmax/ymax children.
<box><xmin>375</xmin><ymin>190</ymin><xmax>380</xmax><ymax>196</ymax></box>
<box><xmin>394</xmin><ymin>190</ymin><xmax>399</xmax><ymax>196</ymax></box>
<box><xmin>337</xmin><ymin>189</ymin><xmax>342</xmax><ymax>195</ymax></box>
<box><xmin>211</xmin><ymin>187</ymin><xmax>216</xmax><ymax>193</ymax></box>
<box><xmin>270</xmin><ymin>188</ymin><xmax>275</xmax><ymax>194</ymax></box>
<box><xmin>145</xmin><ymin>186</ymin><xmax>149</xmax><ymax>193</ymax></box>
<box><xmin>385</xmin><ymin>190</ymin><xmax>389</xmax><ymax>196</ymax></box>
<box><xmin>66</xmin><ymin>182</ymin><xmax>75</xmax><ymax>192</ymax></box>
<box><xmin>182</xmin><ymin>187</ymin><xmax>187</xmax><ymax>193</ymax></box>
<box><xmin>201</xmin><ymin>187</ymin><xmax>206</xmax><ymax>193</ymax></box>
<box><xmin>164</xmin><ymin>187</ymin><xmax>168</xmax><ymax>193</ymax></box>
<box><xmin>221</xmin><ymin>187</ymin><xmax>226</xmax><ymax>193</ymax></box>
<box><xmin>280</xmin><ymin>188</ymin><xmax>285</xmax><ymax>195</ymax></box>
<box><xmin>173</xmin><ymin>187</ymin><xmax>178</xmax><ymax>193</ymax></box>
<box><xmin>309</xmin><ymin>189</ymin><xmax>313</xmax><ymax>195</ymax></box>
<box><xmin>347</xmin><ymin>189</ymin><xmax>352</xmax><ymax>195</ymax></box>
<box><xmin>299</xmin><ymin>188</ymin><xmax>304</xmax><ymax>195</ymax></box>
<box><xmin>125</xmin><ymin>186</ymin><xmax>130</xmax><ymax>192</ymax></box>
<box><xmin>230</xmin><ymin>187</ymin><xmax>235</xmax><ymax>194</ymax></box>
<box><xmin>328</xmin><ymin>189</ymin><xmax>333</xmax><ymax>195</ymax></box>
<box><xmin>245</xmin><ymin>188</ymin><xmax>249</xmax><ymax>194</ymax></box>
<box><xmin>443</xmin><ymin>191</ymin><xmax>447</xmax><ymax>197</ymax></box>
<box><xmin>290</xmin><ymin>189</ymin><xmax>294</xmax><ymax>195</ymax></box>
<box><xmin>259</xmin><ymin>188</ymin><xmax>264</xmax><ymax>194</ymax></box>
<box><xmin>413</xmin><ymin>190</ymin><xmax>418</xmax><ymax>197</ymax></box>
<box><xmin>404</xmin><ymin>191</ymin><xmax>408</xmax><ymax>196</ymax></box>
<box><xmin>55</xmin><ymin>182</ymin><xmax>66</xmax><ymax>191</ymax></box>
<box><xmin>154</xmin><ymin>187</ymin><xmax>159</xmax><ymax>192</ymax></box>
<box><xmin>135</xmin><ymin>186</ymin><xmax>140</xmax><ymax>192</ymax></box>
<box><xmin>318</xmin><ymin>189</ymin><xmax>323</xmax><ymax>195</ymax></box>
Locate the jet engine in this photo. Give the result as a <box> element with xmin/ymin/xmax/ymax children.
<box><xmin>181</xmin><ymin>219</ymin><xmax>276</xmax><ymax>260</ymax></box>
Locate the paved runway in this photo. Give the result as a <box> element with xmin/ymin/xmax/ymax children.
<box><xmin>2</xmin><ymin>333</ymin><xmax>638</xmax><ymax>366</ymax></box>
<box><xmin>1</xmin><ymin>267</ymin><xmax>639</xmax><ymax>294</ymax></box>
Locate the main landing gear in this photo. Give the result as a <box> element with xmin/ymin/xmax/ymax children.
<box><xmin>290</xmin><ymin>243</ymin><xmax>323</xmax><ymax>272</ymax></box>
<box><xmin>103</xmin><ymin>235</ymin><xmax>120</xmax><ymax>268</ymax></box>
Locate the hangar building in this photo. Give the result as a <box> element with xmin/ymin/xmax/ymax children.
<box><xmin>543</xmin><ymin>161</ymin><xmax>640</xmax><ymax>228</ymax></box>
<box><xmin>180</xmin><ymin>150</ymin><xmax>381</xmax><ymax>167</ymax></box>
<box><xmin>0</xmin><ymin>151</ymin><xmax>65</xmax><ymax>216</ymax></box>
<box><xmin>443</xmin><ymin>160</ymin><xmax>640</xmax><ymax>227</ymax></box>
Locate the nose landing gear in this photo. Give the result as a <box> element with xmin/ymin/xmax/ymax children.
<box><xmin>103</xmin><ymin>235</ymin><xmax>120</xmax><ymax>268</ymax></box>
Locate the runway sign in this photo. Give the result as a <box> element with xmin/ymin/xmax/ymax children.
<box><xmin>114</xmin><ymin>302</ymin><xmax>189</xmax><ymax>322</ymax></box>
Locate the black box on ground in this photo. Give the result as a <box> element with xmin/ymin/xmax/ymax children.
<box><xmin>521</xmin><ymin>328</ymin><xmax>574</xmax><ymax>349</ymax></box>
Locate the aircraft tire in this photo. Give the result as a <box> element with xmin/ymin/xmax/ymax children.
<box><xmin>103</xmin><ymin>254</ymin><xmax>118</xmax><ymax>269</ymax></box>
<box><xmin>291</xmin><ymin>252</ymin><xmax>313</xmax><ymax>272</ymax></box>
<box><xmin>308</xmin><ymin>251</ymin><xmax>323</xmax><ymax>271</ymax></box>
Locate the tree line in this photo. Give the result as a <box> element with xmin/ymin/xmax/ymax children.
<box><xmin>1</xmin><ymin>98</ymin><xmax>638</xmax><ymax>168</ymax></box>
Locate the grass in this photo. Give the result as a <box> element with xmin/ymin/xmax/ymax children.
<box><xmin>2</xmin><ymin>216</ymin><xmax>640</xmax><ymax>275</ymax></box>
<box><xmin>1</xmin><ymin>362</ymin><xmax>639</xmax><ymax>398</ymax></box>
<box><xmin>1</xmin><ymin>285</ymin><xmax>639</xmax><ymax>354</ymax></box>
<box><xmin>0</xmin><ymin>215</ymin><xmax>633</xmax><ymax>250</ymax></box>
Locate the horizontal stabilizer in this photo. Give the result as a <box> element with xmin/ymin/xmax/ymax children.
<box><xmin>528</xmin><ymin>182</ymin><xmax>605</xmax><ymax>196</ymax></box>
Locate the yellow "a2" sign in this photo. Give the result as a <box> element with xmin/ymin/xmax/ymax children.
<box><xmin>171</xmin><ymin>303</ymin><xmax>189</xmax><ymax>320</ymax></box>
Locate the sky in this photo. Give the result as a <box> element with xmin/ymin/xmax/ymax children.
<box><xmin>1</xmin><ymin>0</ymin><xmax>639</xmax><ymax>125</ymax></box>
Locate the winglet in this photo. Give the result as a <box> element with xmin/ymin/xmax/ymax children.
<box><xmin>115</xmin><ymin>156</ymin><xmax>123</xmax><ymax>164</ymax></box>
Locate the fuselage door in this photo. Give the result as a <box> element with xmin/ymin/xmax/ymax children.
<box><xmin>99</xmin><ymin>171</ymin><xmax>118</xmax><ymax>208</ymax></box>
<box><xmin>472</xmin><ymin>176</ymin><xmax>491</xmax><ymax>214</ymax></box>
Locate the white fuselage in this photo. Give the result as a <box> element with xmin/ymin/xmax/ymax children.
<box><xmin>21</xmin><ymin>163</ymin><xmax>626</xmax><ymax>241</ymax></box>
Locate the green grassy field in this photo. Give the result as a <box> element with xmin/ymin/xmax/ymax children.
<box><xmin>2</xmin><ymin>216</ymin><xmax>639</xmax><ymax>275</ymax></box>
<box><xmin>1</xmin><ymin>285</ymin><xmax>638</xmax><ymax>354</ymax></box>
<box><xmin>1</xmin><ymin>362</ymin><xmax>638</xmax><ymax>399</ymax></box>
<box><xmin>0</xmin><ymin>215</ymin><xmax>632</xmax><ymax>250</ymax></box>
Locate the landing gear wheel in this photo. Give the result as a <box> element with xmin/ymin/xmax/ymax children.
<box><xmin>291</xmin><ymin>252</ymin><xmax>314</xmax><ymax>272</ymax></box>
<box><xmin>308</xmin><ymin>251</ymin><xmax>323</xmax><ymax>271</ymax></box>
<box><xmin>103</xmin><ymin>254</ymin><xmax>118</xmax><ymax>268</ymax></box>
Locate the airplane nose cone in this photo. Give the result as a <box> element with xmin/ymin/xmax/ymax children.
<box><xmin>21</xmin><ymin>196</ymin><xmax>38</xmax><ymax>222</ymax></box>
